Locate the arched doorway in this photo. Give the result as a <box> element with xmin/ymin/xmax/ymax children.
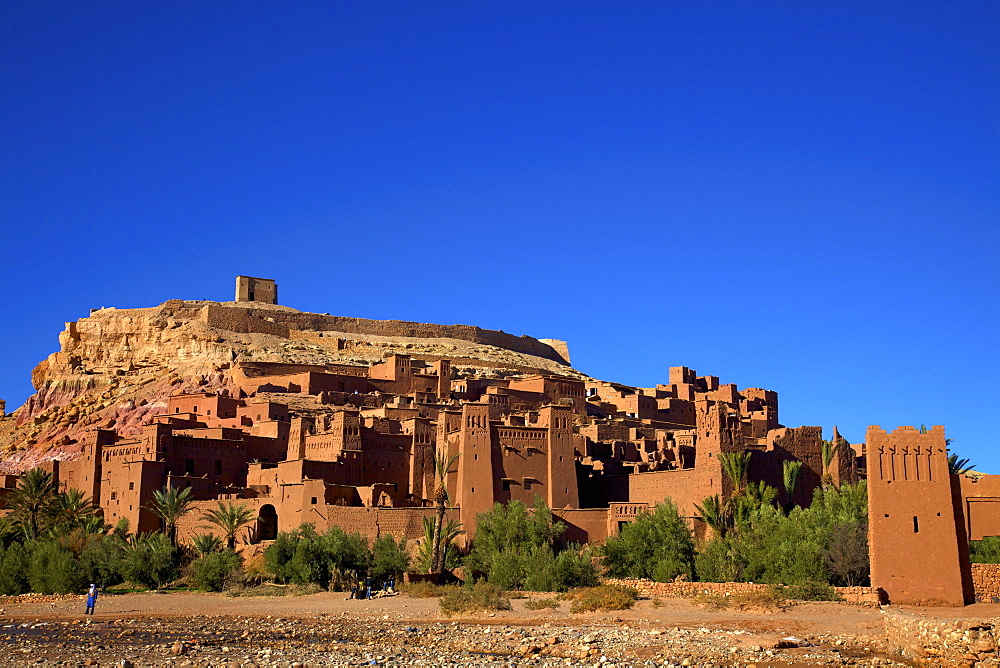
<box><xmin>257</xmin><ymin>504</ymin><xmax>278</xmax><ymax>541</ymax></box>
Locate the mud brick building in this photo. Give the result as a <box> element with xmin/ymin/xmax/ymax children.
<box><xmin>8</xmin><ymin>277</ymin><xmax>998</xmax><ymax>606</ymax></box>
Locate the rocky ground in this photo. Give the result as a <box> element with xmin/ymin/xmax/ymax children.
<box><xmin>0</xmin><ymin>591</ymin><xmax>919</xmax><ymax>666</ymax></box>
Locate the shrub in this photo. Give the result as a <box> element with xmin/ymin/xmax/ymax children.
<box><xmin>264</xmin><ymin>524</ymin><xmax>372</xmax><ymax>590</ymax></box>
<box><xmin>602</xmin><ymin>500</ymin><xmax>695</xmax><ymax>582</ymax></box>
<box><xmin>371</xmin><ymin>534</ymin><xmax>409</xmax><ymax>584</ymax></box>
<box><xmin>191</xmin><ymin>549</ymin><xmax>242</xmax><ymax>591</ymax></box>
<box><xmin>27</xmin><ymin>540</ymin><xmax>87</xmax><ymax>594</ymax></box>
<box><xmin>439</xmin><ymin>581</ymin><xmax>512</xmax><ymax>616</ymax></box>
<box><xmin>119</xmin><ymin>533</ymin><xmax>179</xmax><ymax>589</ymax></box>
<box><xmin>784</xmin><ymin>581</ymin><xmax>842</xmax><ymax>601</ymax></box>
<box><xmin>226</xmin><ymin>582</ymin><xmax>323</xmax><ymax>597</ymax></box>
<box><xmin>400</xmin><ymin>580</ymin><xmax>451</xmax><ymax>598</ymax></box>
<box><xmin>565</xmin><ymin>585</ymin><xmax>637</xmax><ymax>613</ymax></box>
<box><xmin>0</xmin><ymin>542</ymin><xmax>30</xmax><ymax>595</ymax></box>
<box><xmin>524</xmin><ymin>597</ymin><xmax>560</xmax><ymax>610</ymax></box>
<box><xmin>80</xmin><ymin>534</ymin><xmax>128</xmax><ymax>588</ymax></box>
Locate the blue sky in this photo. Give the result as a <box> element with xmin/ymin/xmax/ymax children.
<box><xmin>2</xmin><ymin>2</ymin><xmax>997</xmax><ymax>470</ymax></box>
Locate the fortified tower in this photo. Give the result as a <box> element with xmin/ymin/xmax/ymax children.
<box><xmin>235</xmin><ymin>276</ymin><xmax>278</xmax><ymax>304</ymax></box>
<box><xmin>867</xmin><ymin>425</ymin><xmax>973</xmax><ymax>605</ymax></box>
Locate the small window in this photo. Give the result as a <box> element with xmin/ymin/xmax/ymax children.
<box><xmin>527</xmin><ymin>449</ymin><xmax>533</xmax><ymax>457</ymax></box>
<box><xmin>502</xmin><ymin>480</ymin><xmax>512</xmax><ymax>491</ymax></box>
<box><xmin>215</xmin><ymin>460</ymin><xmax>223</xmax><ymax>475</ymax></box>
<box><xmin>524</xmin><ymin>480</ymin><xmax>533</xmax><ymax>490</ymax></box>
<box><xmin>311</xmin><ymin>497</ymin><xmax>317</xmax><ymax>505</ymax></box>
<box><xmin>129</xmin><ymin>482</ymin><xmax>134</xmax><ymax>491</ymax></box>
<box><xmin>473</xmin><ymin>454</ymin><xmax>478</xmax><ymax>461</ymax></box>
<box><xmin>913</xmin><ymin>516</ymin><xmax>919</xmax><ymax>533</ymax></box>
<box><xmin>111</xmin><ymin>492</ymin><xmax>117</xmax><ymax>501</ymax></box>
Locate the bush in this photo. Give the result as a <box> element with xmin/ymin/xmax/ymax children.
<box><xmin>0</xmin><ymin>542</ymin><xmax>30</xmax><ymax>594</ymax></box>
<box><xmin>27</xmin><ymin>540</ymin><xmax>87</xmax><ymax>594</ymax></box>
<box><xmin>784</xmin><ymin>581</ymin><xmax>842</xmax><ymax>601</ymax></box>
<box><xmin>564</xmin><ymin>585</ymin><xmax>637</xmax><ymax>613</ymax></box>
<box><xmin>80</xmin><ymin>534</ymin><xmax>127</xmax><ymax>588</ymax></box>
<box><xmin>465</xmin><ymin>499</ymin><xmax>595</xmax><ymax>592</ymax></box>
<box><xmin>970</xmin><ymin>536</ymin><xmax>1000</xmax><ymax>564</ymax></box>
<box><xmin>602</xmin><ymin>500</ymin><xmax>695</xmax><ymax>582</ymax></box>
<box><xmin>439</xmin><ymin>581</ymin><xmax>512</xmax><ymax>616</ymax></box>
<box><xmin>524</xmin><ymin>597</ymin><xmax>560</xmax><ymax>610</ymax></box>
<box><xmin>191</xmin><ymin>549</ymin><xmax>242</xmax><ymax>591</ymax></box>
<box><xmin>371</xmin><ymin>535</ymin><xmax>409</xmax><ymax>584</ymax></box>
<box><xmin>400</xmin><ymin>580</ymin><xmax>453</xmax><ymax>598</ymax></box>
<box><xmin>119</xmin><ymin>533</ymin><xmax>179</xmax><ymax>589</ymax></box>
<box><xmin>264</xmin><ymin>524</ymin><xmax>372</xmax><ymax>590</ymax></box>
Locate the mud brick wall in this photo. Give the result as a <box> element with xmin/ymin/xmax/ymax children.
<box><xmin>884</xmin><ymin>609</ymin><xmax>999</xmax><ymax>664</ymax></box>
<box><xmin>973</xmin><ymin>563</ymin><xmax>1000</xmax><ymax>602</ymax></box>
<box><xmin>603</xmin><ymin>578</ymin><xmax>881</xmax><ymax>606</ymax></box>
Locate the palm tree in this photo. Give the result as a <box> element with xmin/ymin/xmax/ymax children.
<box><xmin>8</xmin><ymin>468</ymin><xmax>59</xmax><ymax>539</ymax></box>
<box><xmin>694</xmin><ymin>494</ymin><xmax>731</xmax><ymax>538</ymax></box>
<box><xmin>782</xmin><ymin>460</ymin><xmax>803</xmax><ymax>510</ymax></box>
<box><xmin>430</xmin><ymin>449</ymin><xmax>460</xmax><ymax>574</ymax></box>
<box><xmin>191</xmin><ymin>533</ymin><xmax>223</xmax><ymax>556</ymax></box>
<box><xmin>718</xmin><ymin>451</ymin><xmax>751</xmax><ymax>496</ymax></box>
<box><xmin>50</xmin><ymin>488</ymin><xmax>97</xmax><ymax>532</ymax></box>
<box><xmin>417</xmin><ymin>516</ymin><xmax>462</xmax><ymax>572</ymax></box>
<box><xmin>148</xmin><ymin>486</ymin><xmax>195</xmax><ymax>545</ymax></box>
<box><xmin>200</xmin><ymin>501</ymin><xmax>255</xmax><ymax>549</ymax></box>
<box><xmin>947</xmin><ymin>453</ymin><xmax>975</xmax><ymax>476</ymax></box>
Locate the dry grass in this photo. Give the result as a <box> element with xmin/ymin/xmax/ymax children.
<box><xmin>693</xmin><ymin>587</ymin><xmax>789</xmax><ymax>611</ymax></box>
<box><xmin>439</xmin><ymin>582</ymin><xmax>512</xmax><ymax>616</ymax></box>
<box><xmin>524</xmin><ymin>597</ymin><xmax>561</xmax><ymax>610</ymax></box>
<box><xmin>561</xmin><ymin>585</ymin><xmax>638</xmax><ymax>613</ymax></box>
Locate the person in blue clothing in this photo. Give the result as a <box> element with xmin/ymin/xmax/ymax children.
<box><xmin>84</xmin><ymin>584</ymin><xmax>98</xmax><ymax>615</ymax></box>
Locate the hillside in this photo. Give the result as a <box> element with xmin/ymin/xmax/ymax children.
<box><xmin>0</xmin><ymin>299</ymin><xmax>584</xmax><ymax>469</ymax></box>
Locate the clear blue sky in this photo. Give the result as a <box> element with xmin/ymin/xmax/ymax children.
<box><xmin>2</xmin><ymin>2</ymin><xmax>997</xmax><ymax>470</ymax></box>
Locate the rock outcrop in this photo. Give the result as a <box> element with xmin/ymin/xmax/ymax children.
<box><xmin>0</xmin><ymin>300</ymin><xmax>582</xmax><ymax>469</ymax></box>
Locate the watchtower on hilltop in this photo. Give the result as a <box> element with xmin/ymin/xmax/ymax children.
<box><xmin>235</xmin><ymin>276</ymin><xmax>278</xmax><ymax>304</ymax></box>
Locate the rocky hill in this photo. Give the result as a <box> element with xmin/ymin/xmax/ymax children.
<box><xmin>0</xmin><ymin>299</ymin><xmax>584</xmax><ymax>469</ymax></box>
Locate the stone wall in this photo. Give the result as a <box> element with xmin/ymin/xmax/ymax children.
<box><xmin>973</xmin><ymin>563</ymin><xmax>1000</xmax><ymax>602</ymax></box>
<box><xmin>603</xmin><ymin>578</ymin><xmax>882</xmax><ymax>606</ymax></box>
<box><xmin>248</xmin><ymin>311</ymin><xmax>570</xmax><ymax>365</ymax></box>
<box><xmin>883</xmin><ymin>608</ymin><xmax>999</xmax><ymax>664</ymax></box>
<box><xmin>200</xmin><ymin>305</ymin><xmax>291</xmax><ymax>338</ymax></box>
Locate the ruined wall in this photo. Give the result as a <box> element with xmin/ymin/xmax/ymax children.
<box><xmin>867</xmin><ymin>425</ymin><xmax>972</xmax><ymax>606</ymax></box>
<box><xmin>883</xmin><ymin>609</ymin><xmax>999</xmax><ymax>665</ymax></box>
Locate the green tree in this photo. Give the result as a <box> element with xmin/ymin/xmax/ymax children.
<box><xmin>372</xmin><ymin>534</ymin><xmax>409</xmax><ymax>582</ymax></box>
<box><xmin>148</xmin><ymin>486</ymin><xmax>195</xmax><ymax>546</ymax></box>
<box><xmin>7</xmin><ymin>468</ymin><xmax>60</xmax><ymax>539</ymax></box>
<box><xmin>49</xmin><ymin>488</ymin><xmax>97</xmax><ymax>534</ymax></box>
<box><xmin>602</xmin><ymin>500</ymin><xmax>695</xmax><ymax>581</ymax></box>
<box><xmin>200</xmin><ymin>501</ymin><xmax>255</xmax><ymax>550</ymax></box>
<box><xmin>120</xmin><ymin>532</ymin><xmax>179</xmax><ymax>589</ymax></box>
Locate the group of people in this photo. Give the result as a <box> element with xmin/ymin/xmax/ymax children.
<box><xmin>346</xmin><ymin>575</ymin><xmax>397</xmax><ymax>600</ymax></box>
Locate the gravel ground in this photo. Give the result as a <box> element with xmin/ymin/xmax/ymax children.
<box><xmin>0</xmin><ymin>591</ymin><xmax>915</xmax><ymax>666</ymax></box>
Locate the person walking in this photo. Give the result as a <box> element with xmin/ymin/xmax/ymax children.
<box><xmin>84</xmin><ymin>584</ymin><xmax>98</xmax><ymax>615</ymax></box>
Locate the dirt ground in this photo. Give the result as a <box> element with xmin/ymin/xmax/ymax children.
<box><xmin>0</xmin><ymin>590</ymin><xmax>995</xmax><ymax>666</ymax></box>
